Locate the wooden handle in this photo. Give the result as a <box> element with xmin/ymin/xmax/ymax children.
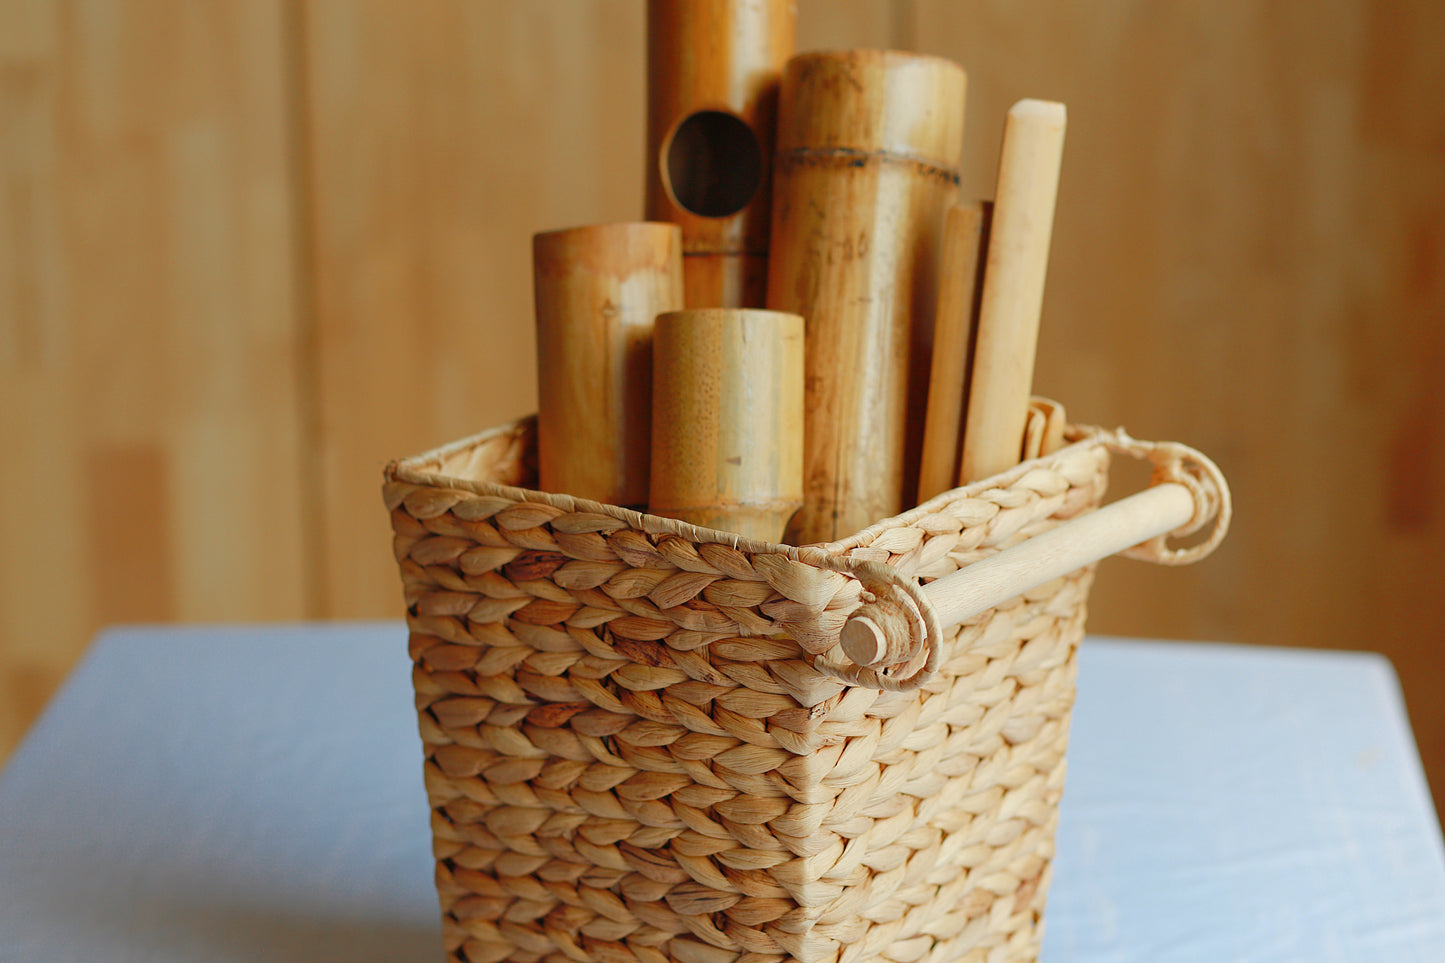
<box><xmin>917</xmin><ymin>201</ymin><xmax>991</xmax><ymax>503</ymax></box>
<box><xmin>533</xmin><ymin>222</ymin><xmax>683</xmax><ymax>507</ymax></box>
<box><xmin>650</xmin><ymin>308</ymin><xmax>804</xmax><ymax>542</ymax></box>
<box><xmin>646</xmin><ymin>0</ymin><xmax>796</xmax><ymax>308</ymax></box>
<box><xmin>959</xmin><ymin>99</ymin><xmax>1067</xmax><ymax>484</ymax></box>
<box><xmin>842</xmin><ymin>481</ymin><xmax>1196</xmax><ymax>666</ymax></box>
<box><xmin>767</xmin><ymin>50</ymin><xmax>966</xmax><ymax>542</ymax></box>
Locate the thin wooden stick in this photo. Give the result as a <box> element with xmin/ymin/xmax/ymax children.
<box><xmin>918</xmin><ymin>201</ymin><xmax>991</xmax><ymax>503</ymax></box>
<box><xmin>958</xmin><ymin>99</ymin><xmax>1067</xmax><ymax>484</ymax></box>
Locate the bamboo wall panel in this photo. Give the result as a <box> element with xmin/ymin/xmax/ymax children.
<box><xmin>299</xmin><ymin>0</ymin><xmax>648</xmax><ymax>621</ymax></box>
<box><xmin>911</xmin><ymin>0</ymin><xmax>1445</xmax><ymax>801</ymax></box>
<box><xmin>3</xmin><ymin>0</ymin><xmax>1443</xmax><ymax>811</ymax></box>
<box><xmin>0</xmin><ymin>0</ymin><xmax>308</xmax><ymax>761</ymax></box>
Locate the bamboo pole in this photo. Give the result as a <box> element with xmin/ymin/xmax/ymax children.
<box><xmin>917</xmin><ymin>201</ymin><xmax>991</xmax><ymax>503</ymax></box>
<box><xmin>650</xmin><ymin>308</ymin><xmax>804</xmax><ymax>542</ymax></box>
<box><xmin>767</xmin><ymin>49</ymin><xmax>966</xmax><ymax>542</ymax></box>
<box><xmin>532</xmin><ymin>222</ymin><xmax>683</xmax><ymax>507</ymax></box>
<box><xmin>646</xmin><ymin>0</ymin><xmax>796</xmax><ymax>308</ymax></box>
<box><xmin>958</xmin><ymin>99</ymin><xmax>1067</xmax><ymax>484</ymax></box>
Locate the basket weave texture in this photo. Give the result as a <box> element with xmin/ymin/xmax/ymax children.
<box><xmin>384</xmin><ymin>416</ymin><xmax>1120</xmax><ymax>963</ymax></box>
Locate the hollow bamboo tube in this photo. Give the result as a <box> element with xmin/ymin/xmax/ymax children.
<box><xmin>917</xmin><ymin>201</ymin><xmax>991</xmax><ymax>503</ymax></box>
<box><xmin>533</xmin><ymin>222</ymin><xmax>683</xmax><ymax>507</ymax></box>
<box><xmin>842</xmin><ymin>481</ymin><xmax>1196</xmax><ymax>666</ymax></box>
<box><xmin>767</xmin><ymin>50</ymin><xmax>966</xmax><ymax>543</ymax></box>
<box><xmin>650</xmin><ymin>308</ymin><xmax>804</xmax><ymax>542</ymax></box>
<box><xmin>958</xmin><ymin>99</ymin><xmax>1067</xmax><ymax>484</ymax></box>
<box><xmin>646</xmin><ymin>0</ymin><xmax>796</xmax><ymax>308</ymax></box>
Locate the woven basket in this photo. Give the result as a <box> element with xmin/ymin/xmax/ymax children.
<box><xmin>383</xmin><ymin>415</ymin><xmax>1228</xmax><ymax>963</ymax></box>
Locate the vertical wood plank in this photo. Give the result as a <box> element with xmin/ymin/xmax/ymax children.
<box><xmin>910</xmin><ymin>0</ymin><xmax>1445</xmax><ymax>806</ymax></box>
<box><xmin>300</xmin><ymin>0</ymin><xmax>649</xmax><ymax>619</ymax></box>
<box><xmin>796</xmin><ymin>0</ymin><xmax>899</xmax><ymax>49</ymax></box>
<box><xmin>0</xmin><ymin>0</ymin><xmax>307</xmax><ymax>761</ymax></box>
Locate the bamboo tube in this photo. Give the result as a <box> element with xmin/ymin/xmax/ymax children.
<box><xmin>767</xmin><ymin>50</ymin><xmax>966</xmax><ymax>543</ymax></box>
<box><xmin>650</xmin><ymin>308</ymin><xmax>804</xmax><ymax>542</ymax></box>
<box><xmin>646</xmin><ymin>0</ymin><xmax>796</xmax><ymax>308</ymax></box>
<box><xmin>917</xmin><ymin>201</ymin><xmax>991</xmax><ymax>503</ymax></box>
<box><xmin>533</xmin><ymin>222</ymin><xmax>683</xmax><ymax>507</ymax></box>
<box><xmin>958</xmin><ymin>99</ymin><xmax>1067</xmax><ymax>484</ymax></box>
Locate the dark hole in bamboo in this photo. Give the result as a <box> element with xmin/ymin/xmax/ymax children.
<box><xmin>665</xmin><ymin>110</ymin><xmax>762</xmax><ymax>218</ymax></box>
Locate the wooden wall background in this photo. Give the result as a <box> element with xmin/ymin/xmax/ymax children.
<box><xmin>3</xmin><ymin>1</ymin><xmax>1442</xmax><ymax>810</ymax></box>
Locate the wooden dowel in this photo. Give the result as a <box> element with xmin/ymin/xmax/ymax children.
<box><xmin>650</xmin><ymin>308</ymin><xmax>804</xmax><ymax>542</ymax></box>
<box><xmin>645</xmin><ymin>0</ymin><xmax>796</xmax><ymax>308</ymax></box>
<box><xmin>958</xmin><ymin>99</ymin><xmax>1067</xmax><ymax>484</ymax></box>
<box><xmin>767</xmin><ymin>50</ymin><xmax>966</xmax><ymax>542</ymax></box>
<box><xmin>918</xmin><ymin>201</ymin><xmax>991</xmax><ymax>503</ymax></box>
<box><xmin>842</xmin><ymin>481</ymin><xmax>1196</xmax><ymax>666</ymax></box>
<box><xmin>532</xmin><ymin>222</ymin><xmax>683</xmax><ymax>507</ymax></box>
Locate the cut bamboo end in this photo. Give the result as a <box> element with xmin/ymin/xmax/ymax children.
<box><xmin>650</xmin><ymin>308</ymin><xmax>805</xmax><ymax>542</ymax></box>
<box><xmin>533</xmin><ymin>222</ymin><xmax>683</xmax><ymax>507</ymax></box>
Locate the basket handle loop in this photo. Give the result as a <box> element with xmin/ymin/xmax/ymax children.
<box><xmin>832</xmin><ymin>430</ymin><xmax>1230</xmax><ymax>681</ymax></box>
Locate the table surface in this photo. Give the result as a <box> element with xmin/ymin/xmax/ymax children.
<box><xmin>2</xmin><ymin>623</ymin><xmax>1443</xmax><ymax>962</ymax></box>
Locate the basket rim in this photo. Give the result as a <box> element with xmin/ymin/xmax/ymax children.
<box><xmin>384</xmin><ymin>413</ymin><xmax>1111</xmax><ymax>558</ymax></box>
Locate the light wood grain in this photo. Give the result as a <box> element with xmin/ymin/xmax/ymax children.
<box><xmin>0</xmin><ymin>0</ymin><xmax>307</xmax><ymax>761</ymax></box>
<box><xmin>650</xmin><ymin>308</ymin><xmax>804</xmax><ymax>541</ymax></box>
<box><xmin>767</xmin><ymin>49</ymin><xmax>965</xmax><ymax>542</ymax></box>
<box><xmin>911</xmin><ymin>0</ymin><xmax>1445</xmax><ymax>807</ymax></box>
<box><xmin>300</xmin><ymin>0</ymin><xmax>648</xmax><ymax>618</ymax></box>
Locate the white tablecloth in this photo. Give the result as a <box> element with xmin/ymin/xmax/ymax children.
<box><xmin>2</xmin><ymin>623</ymin><xmax>1442</xmax><ymax>961</ymax></box>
